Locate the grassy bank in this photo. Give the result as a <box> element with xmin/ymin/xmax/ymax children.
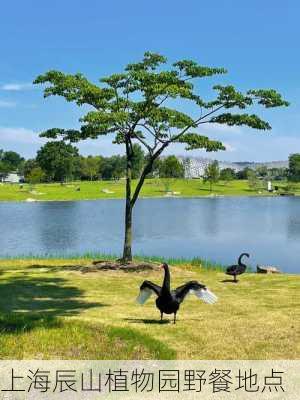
<box><xmin>0</xmin><ymin>257</ymin><xmax>299</xmax><ymax>359</ymax></box>
<box><xmin>1</xmin><ymin>179</ymin><xmax>299</xmax><ymax>202</ymax></box>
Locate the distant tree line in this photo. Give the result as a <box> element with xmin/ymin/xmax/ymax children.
<box><xmin>0</xmin><ymin>142</ymin><xmax>184</xmax><ymax>183</ymax></box>
<box><xmin>1</xmin><ymin>144</ymin><xmax>299</xmax><ymax>185</ymax></box>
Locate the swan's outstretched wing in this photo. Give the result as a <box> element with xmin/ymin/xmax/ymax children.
<box><xmin>174</xmin><ymin>281</ymin><xmax>218</xmax><ymax>304</ymax></box>
<box><xmin>136</xmin><ymin>280</ymin><xmax>162</xmax><ymax>305</ymax></box>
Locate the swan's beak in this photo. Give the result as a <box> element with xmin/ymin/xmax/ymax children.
<box><xmin>159</xmin><ymin>264</ymin><xmax>164</xmax><ymax>269</ymax></box>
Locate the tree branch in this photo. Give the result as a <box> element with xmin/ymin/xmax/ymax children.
<box><xmin>130</xmin><ymin>141</ymin><xmax>169</xmax><ymax>206</ymax></box>
<box><xmin>169</xmin><ymin>105</ymin><xmax>225</xmax><ymax>144</ymax></box>
<box><xmin>136</xmin><ymin>124</ymin><xmax>166</xmax><ymax>144</ymax></box>
<box><xmin>131</xmin><ymin>132</ymin><xmax>153</xmax><ymax>154</ymax></box>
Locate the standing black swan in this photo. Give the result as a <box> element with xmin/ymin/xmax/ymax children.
<box><xmin>136</xmin><ymin>263</ymin><xmax>218</xmax><ymax>323</ymax></box>
<box><xmin>226</xmin><ymin>253</ymin><xmax>250</xmax><ymax>282</ymax></box>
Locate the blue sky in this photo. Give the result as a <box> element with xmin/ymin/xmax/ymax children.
<box><xmin>0</xmin><ymin>0</ymin><xmax>299</xmax><ymax>161</ymax></box>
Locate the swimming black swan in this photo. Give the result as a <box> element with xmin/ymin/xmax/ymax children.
<box><xmin>136</xmin><ymin>263</ymin><xmax>218</xmax><ymax>323</ymax></box>
<box><xmin>226</xmin><ymin>253</ymin><xmax>250</xmax><ymax>282</ymax></box>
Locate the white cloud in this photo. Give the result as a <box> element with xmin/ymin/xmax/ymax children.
<box><xmin>0</xmin><ymin>127</ymin><xmax>122</xmax><ymax>158</ymax></box>
<box><xmin>0</xmin><ymin>126</ymin><xmax>42</xmax><ymax>144</ymax></box>
<box><xmin>223</xmin><ymin>142</ymin><xmax>236</xmax><ymax>152</ymax></box>
<box><xmin>0</xmin><ymin>126</ymin><xmax>47</xmax><ymax>157</ymax></box>
<box><xmin>1</xmin><ymin>83</ymin><xmax>33</xmax><ymax>91</ymax></box>
<box><xmin>78</xmin><ymin>137</ymin><xmax>123</xmax><ymax>156</ymax></box>
<box><xmin>0</xmin><ymin>100</ymin><xmax>16</xmax><ymax>108</ymax></box>
<box><xmin>201</xmin><ymin>123</ymin><xmax>242</xmax><ymax>134</ymax></box>
<box><xmin>215</xmin><ymin>134</ymin><xmax>300</xmax><ymax>162</ymax></box>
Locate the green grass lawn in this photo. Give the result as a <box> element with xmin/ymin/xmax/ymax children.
<box><xmin>0</xmin><ymin>179</ymin><xmax>299</xmax><ymax>201</ymax></box>
<box><xmin>0</xmin><ymin>258</ymin><xmax>299</xmax><ymax>359</ymax></box>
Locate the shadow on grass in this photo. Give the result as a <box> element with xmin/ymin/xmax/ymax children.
<box><xmin>124</xmin><ymin>318</ymin><xmax>170</xmax><ymax>325</ymax></box>
<box><xmin>220</xmin><ymin>279</ymin><xmax>238</xmax><ymax>283</ymax></box>
<box><xmin>0</xmin><ymin>274</ymin><xmax>105</xmax><ymax>334</ymax></box>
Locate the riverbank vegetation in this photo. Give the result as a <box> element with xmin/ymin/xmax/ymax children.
<box><xmin>1</xmin><ymin>178</ymin><xmax>300</xmax><ymax>202</ymax></box>
<box><xmin>0</xmin><ymin>258</ymin><xmax>298</xmax><ymax>359</ymax></box>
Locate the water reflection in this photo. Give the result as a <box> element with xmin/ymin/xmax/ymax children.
<box><xmin>200</xmin><ymin>199</ymin><xmax>220</xmax><ymax>237</ymax></box>
<box><xmin>1</xmin><ymin>197</ymin><xmax>300</xmax><ymax>273</ymax></box>
<box><xmin>35</xmin><ymin>202</ymin><xmax>80</xmax><ymax>253</ymax></box>
<box><xmin>287</xmin><ymin>198</ymin><xmax>300</xmax><ymax>240</ymax></box>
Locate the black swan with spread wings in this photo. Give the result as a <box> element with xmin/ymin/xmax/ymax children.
<box><xmin>136</xmin><ymin>263</ymin><xmax>218</xmax><ymax>323</ymax></box>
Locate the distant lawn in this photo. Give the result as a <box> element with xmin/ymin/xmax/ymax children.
<box><xmin>0</xmin><ymin>179</ymin><xmax>298</xmax><ymax>201</ymax></box>
<box><xmin>0</xmin><ymin>258</ymin><xmax>299</xmax><ymax>359</ymax></box>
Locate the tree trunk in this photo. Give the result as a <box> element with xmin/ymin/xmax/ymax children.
<box><xmin>122</xmin><ymin>140</ymin><xmax>133</xmax><ymax>262</ymax></box>
<box><xmin>122</xmin><ymin>199</ymin><xmax>133</xmax><ymax>262</ymax></box>
<box><xmin>121</xmin><ymin>141</ymin><xmax>168</xmax><ymax>262</ymax></box>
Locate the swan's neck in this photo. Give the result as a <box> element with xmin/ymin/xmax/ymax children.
<box><xmin>238</xmin><ymin>254</ymin><xmax>247</xmax><ymax>266</ymax></box>
<box><xmin>162</xmin><ymin>266</ymin><xmax>171</xmax><ymax>292</ymax></box>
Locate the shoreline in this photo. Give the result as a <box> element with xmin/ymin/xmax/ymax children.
<box><xmin>0</xmin><ymin>193</ymin><xmax>298</xmax><ymax>203</ymax></box>
<box><xmin>0</xmin><ymin>255</ymin><xmax>298</xmax><ymax>275</ymax></box>
<box><xmin>0</xmin><ymin>255</ymin><xmax>227</xmax><ymax>274</ymax></box>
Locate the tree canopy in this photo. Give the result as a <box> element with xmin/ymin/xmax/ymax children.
<box><xmin>34</xmin><ymin>53</ymin><xmax>288</xmax><ymax>156</ymax></box>
<box><xmin>36</xmin><ymin>141</ymin><xmax>79</xmax><ymax>182</ymax></box>
<box><xmin>0</xmin><ymin>149</ymin><xmax>24</xmax><ymax>175</ymax></box>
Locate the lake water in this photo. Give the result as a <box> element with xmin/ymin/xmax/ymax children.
<box><xmin>0</xmin><ymin>197</ymin><xmax>299</xmax><ymax>273</ymax></box>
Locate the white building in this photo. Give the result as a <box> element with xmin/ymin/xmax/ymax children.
<box><xmin>2</xmin><ymin>173</ymin><xmax>24</xmax><ymax>183</ymax></box>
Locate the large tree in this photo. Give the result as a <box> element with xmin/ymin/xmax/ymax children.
<box><xmin>1</xmin><ymin>150</ymin><xmax>24</xmax><ymax>172</ymax></box>
<box><xmin>34</xmin><ymin>52</ymin><xmax>288</xmax><ymax>262</ymax></box>
<box><xmin>36</xmin><ymin>141</ymin><xmax>79</xmax><ymax>182</ymax></box>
